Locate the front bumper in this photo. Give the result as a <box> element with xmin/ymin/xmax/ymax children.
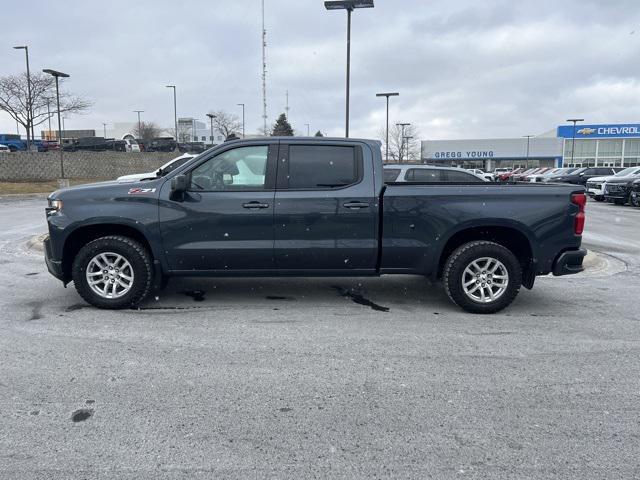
<box><xmin>586</xmin><ymin>184</ymin><xmax>603</xmax><ymax>197</ymax></box>
<box><xmin>552</xmin><ymin>249</ymin><xmax>587</xmax><ymax>276</ymax></box>
<box><xmin>44</xmin><ymin>235</ymin><xmax>64</xmax><ymax>281</ymax></box>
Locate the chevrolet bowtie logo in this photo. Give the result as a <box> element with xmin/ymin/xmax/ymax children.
<box><xmin>577</xmin><ymin>127</ymin><xmax>596</xmax><ymax>135</ymax></box>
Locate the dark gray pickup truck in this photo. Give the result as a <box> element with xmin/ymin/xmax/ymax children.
<box><xmin>45</xmin><ymin>137</ymin><xmax>587</xmax><ymax>313</ymax></box>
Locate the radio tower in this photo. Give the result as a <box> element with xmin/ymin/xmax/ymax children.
<box><xmin>261</xmin><ymin>0</ymin><xmax>268</xmax><ymax>135</ymax></box>
<box><xmin>285</xmin><ymin>90</ymin><xmax>290</xmax><ymax>117</ymax></box>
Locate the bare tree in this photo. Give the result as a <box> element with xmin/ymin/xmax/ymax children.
<box><xmin>0</xmin><ymin>72</ymin><xmax>91</xmax><ymax>144</ymax></box>
<box><xmin>133</xmin><ymin>121</ymin><xmax>162</xmax><ymax>141</ymax></box>
<box><xmin>378</xmin><ymin>123</ymin><xmax>421</xmax><ymax>163</ymax></box>
<box><xmin>208</xmin><ymin>110</ymin><xmax>242</xmax><ymax>139</ymax></box>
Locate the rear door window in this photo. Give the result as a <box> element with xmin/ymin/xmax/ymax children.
<box><xmin>284</xmin><ymin>145</ymin><xmax>360</xmax><ymax>189</ymax></box>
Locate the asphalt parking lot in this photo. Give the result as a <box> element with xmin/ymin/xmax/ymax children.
<box><xmin>1</xmin><ymin>197</ymin><xmax>639</xmax><ymax>479</ymax></box>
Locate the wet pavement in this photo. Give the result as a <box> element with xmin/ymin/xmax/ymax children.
<box><xmin>1</xmin><ymin>197</ymin><xmax>639</xmax><ymax>479</ymax></box>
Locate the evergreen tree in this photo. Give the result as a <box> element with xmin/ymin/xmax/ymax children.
<box><xmin>271</xmin><ymin>113</ymin><xmax>294</xmax><ymax>136</ymax></box>
<box><xmin>314</xmin><ymin>130</ymin><xmax>324</xmax><ymax>137</ymax></box>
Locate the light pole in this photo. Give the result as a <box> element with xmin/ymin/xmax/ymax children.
<box><xmin>133</xmin><ymin>110</ymin><xmax>144</xmax><ymax>138</ymax></box>
<box><xmin>103</xmin><ymin>123</ymin><xmax>107</xmax><ymax>139</ymax></box>
<box><xmin>403</xmin><ymin>136</ymin><xmax>413</xmax><ymax>161</ymax></box>
<box><xmin>305</xmin><ymin>123</ymin><xmax>310</xmax><ymax>136</ymax></box>
<box><xmin>376</xmin><ymin>92</ymin><xmax>399</xmax><ymax>162</ymax></box>
<box><xmin>523</xmin><ymin>135</ymin><xmax>534</xmax><ymax>169</ymax></box>
<box><xmin>325</xmin><ymin>0</ymin><xmax>374</xmax><ymax>138</ymax></box>
<box><xmin>566</xmin><ymin>118</ymin><xmax>584</xmax><ymax>167</ymax></box>
<box><xmin>46</xmin><ymin>98</ymin><xmax>52</xmax><ymax>138</ymax></box>
<box><xmin>166</xmin><ymin>85</ymin><xmax>177</xmax><ymax>141</ymax></box>
<box><xmin>42</xmin><ymin>69</ymin><xmax>69</xmax><ymax>183</ymax></box>
<box><xmin>396</xmin><ymin>122</ymin><xmax>410</xmax><ymax>162</ymax></box>
<box><xmin>14</xmin><ymin>46</ymin><xmax>33</xmax><ymax>148</ymax></box>
<box><xmin>206</xmin><ymin>113</ymin><xmax>216</xmax><ymax>146</ymax></box>
<box><xmin>237</xmin><ymin>103</ymin><xmax>245</xmax><ymax>138</ymax></box>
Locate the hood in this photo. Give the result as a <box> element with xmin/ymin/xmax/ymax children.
<box><xmin>587</xmin><ymin>175</ymin><xmax>616</xmax><ymax>183</ymax></box>
<box><xmin>49</xmin><ymin>177</ymin><xmax>164</xmax><ymax>200</ymax></box>
<box><xmin>605</xmin><ymin>174</ymin><xmax>640</xmax><ymax>184</ymax></box>
<box><xmin>117</xmin><ymin>172</ymin><xmax>158</xmax><ymax>182</ymax></box>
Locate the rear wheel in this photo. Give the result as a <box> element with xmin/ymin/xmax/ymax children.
<box><xmin>443</xmin><ymin>241</ymin><xmax>522</xmax><ymax>314</ymax></box>
<box><xmin>630</xmin><ymin>191</ymin><xmax>640</xmax><ymax>208</ymax></box>
<box><xmin>72</xmin><ymin>235</ymin><xmax>153</xmax><ymax>309</ymax></box>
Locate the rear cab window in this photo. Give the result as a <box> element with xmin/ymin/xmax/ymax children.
<box><xmin>383</xmin><ymin>169</ymin><xmax>401</xmax><ymax>182</ymax></box>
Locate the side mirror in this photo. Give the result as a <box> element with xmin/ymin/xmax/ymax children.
<box><xmin>170</xmin><ymin>174</ymin><xmax>188</xmax><ymax>198</ymax></box>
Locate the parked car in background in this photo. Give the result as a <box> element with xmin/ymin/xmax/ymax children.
<box><xmin>585</xmin><ymin>167</ymin><xmax>640</xmax><ymax>201</ymax></box>
<box><xmin>42</xmin><ymin>140</ymin><xmax>60</xmax><ymax>151</ymax></box>
<box><xmin>146</xmin><ymin>138</ymin><xmax>178</xmax><ymax>152</ymax></box>
<box><xmin>513</xmin><ymin>167</ymin><xmax>550</xmax><ymax>182</ymax></box>
<box><xmin>548</xmin><ymin>167</ymin><xmax>622</xmax><ymax>186</ymax></box>
<box><xmin>178</xmin><ymin>142</ymin><xmax>206</xmax><ymax>154</ymax></box>
<box><xmin>629</xmin><ymin>179</ymin><xmax>640</xmax><ymax>207</ymax></box>
<box><xmin>384</xmin><ymin>164</ymin><xmax>488</xmax><ymax>183</ymax></box>
<box><xmin>116</xmin><ymin>153</ymin><xmax>196</xmax><ymax>183</ymax></box>
<box><xmin>603</xmin><ymin>172</ymin><xmax>640</xmax><ymax>205</ymax></box>
<box><xmin>467</xmin><ymin>168</ymin><xmax>494</xmax><ymax>181</ymax></box>
<box><xmin>0</xmin><ymin>144</ymin><xmax>11</xmax><ymax>153</ymax></box>
<box><xmin>106</xmin><ymin>139</ymin><xmax>127</xmax><ymax>152</ymax></box>
<box><xmin>526</xmin><ymin>168</ymin><xmax>567</xmax><ymax>182</ymax></box>
<box><xmin>497</xmin><ymin>168</ymin><xmax>524</xmax><ymax>182</ymax></box>
<box><xmin>124</xmin><ymin>139</ymin><xmax>141</xmax><ymax>152</ymax></box>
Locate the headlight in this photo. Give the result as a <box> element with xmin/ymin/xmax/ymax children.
<box><xmin>46</xmin><ymin>198</ymin><xmax>63</xmax><ymax>214</ymax></box>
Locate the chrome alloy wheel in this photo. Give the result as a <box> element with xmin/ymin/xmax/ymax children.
<box><xmin>85</xmin><ymin>252</ymin><xmax>134</xmax><ymax>299</ymax></box>
<box><xmin>461</xmin><ymin>257</ymin><xmax>509</xmax><ymax>303</ymax></box>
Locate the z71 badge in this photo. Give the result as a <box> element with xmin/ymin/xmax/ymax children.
<box><xmin>128</xmin><ymin>188</ymin><xmax>156</xmax><ymax>195</ymax></box>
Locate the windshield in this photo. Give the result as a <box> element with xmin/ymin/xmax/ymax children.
<box><xmin>614</xmin><ymin>167</ymin><xmax>640</xmax><ymax>177</ymax></box>
<box><xmin>158</xmin><ymin>156</ymin><xmax>194</xmax><ymax>176</ymax></box>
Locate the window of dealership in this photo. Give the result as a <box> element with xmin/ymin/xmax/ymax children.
<box><xmin>558</xmin><ymin>124</ymin><xmax>640</xmax><ymax>167</ymax></box>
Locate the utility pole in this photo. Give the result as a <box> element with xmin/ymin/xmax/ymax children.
<box><xmin>46</xmin><ymin>98</ymin><xmax>52</xmax><ymax>138</ymax></box>
<box><xmin>166</xmin><ymin>85</ymin><xmax>177</xmax><ymax>142</ymax></box>
<box><xmin>103</xmin><ymin>123</ymin><xmax>107</xmax><ymax>139</ymax></box>
<box><xmin>305</xmin><ymin>123</ymin><xmax>310</xmax><ymax>136</ymax></box>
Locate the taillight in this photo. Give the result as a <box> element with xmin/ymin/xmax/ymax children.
<box><xmin>571</xmin><ymin>193</ymin><xmax>586</xmax><ymax>235</ymax></box>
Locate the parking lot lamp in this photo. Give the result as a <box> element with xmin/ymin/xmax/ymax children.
<box><xmin>403</xmin><ymin>136</ymin><xmax>413</xmax><ymax>160</ymax></box>
<box><xmin>523</xmin><ymin>135</ymin><xmax>534</xmax><ymax>169</ymax></box>
<box><xmin>42</xmin><ymin>69</ymin><xmax>69</xmax><ymax>181</ymax></box>
<box><xmin>133</xmin><ymin>110</ymin><xmax>144</xmax><ymax>139</ymax></box>
<box><xmin>396</xmin><ymin>122</ymin><xmax>410</xmax><ymax>162</ymax></box>
<box><xmin>325</xmin><ymin>0</ymin><xmax>374</xmax><ymax>138</ymax></box>
<box><xmin>14</xmin><ymin>46</ymin><xmax>33</xmax><ymax>148</ymax></box>
<box><xmin>376</xmin><ymin>92</ymin><xmax>399</xmax><ymax>162</ymax></box>
<box><xmin>237</xmin><ymin>104</ymin><xmax>245</xmax><ymax>138</ymax></box>
<box><xmin>166</xmin><ymin>85</ymin><xmax>177</xmax><ymax>141</ymax></box>
<box><xmin>206</xmin><ymin>113</ymin><xmax>216</xmax><ymax>146</ymax></box>
<box><xmin>566</xmin><ymin>118</ymin><xmax>584</xmax><ymax>166</ymax></box>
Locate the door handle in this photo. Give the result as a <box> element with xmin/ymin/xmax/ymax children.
<box><xmin>242</xmin><ymin>201</ymin><xmax>270</xmax><ymax>209</ymax></box>
<box><xmin>343</xmin><ymin>201</ymin><xmax>370</xmax><ymax>209</ymax></box>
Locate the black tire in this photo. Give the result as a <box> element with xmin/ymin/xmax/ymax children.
<box><xmin>630</xmin><ymin>192</ymin><xmax>640</xmax><ymax>208</ymax></box>
<box><xmin>443</xmin><ymin>241</ymin><xmax>522</xmax><ymax>314</ymax></box>
<box><xmin>594</xmin><ymin>196</ymin><xmax>604</xmax><ymax>202</ymax></box>
<box><xmin>72</xmin><ymin>235</ymin><xmax>153</xmax><ymax>309</ymax></box>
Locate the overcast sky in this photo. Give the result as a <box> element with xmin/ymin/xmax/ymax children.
<box><xmin>2</xmin><ymin>0</ymin><xmax>640</xmax><ymax>140</ymax></box>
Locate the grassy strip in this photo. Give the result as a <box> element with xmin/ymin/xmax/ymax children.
<box><xmin>0</xmin><ymin>179</ymin><xmax>108</xmax><ymax>195</ymax></box>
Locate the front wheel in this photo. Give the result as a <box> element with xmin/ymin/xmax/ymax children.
<box><xmin>443</xmin><ymin>241</ymin><xmax>522</xmax><ymax>314</ymax></box>
<box><xmin>72</xmin><ymin>235</ymin><xmax>153</xmax><ymax>309</ymax></box>
<box><xmin>628</xmin><ymin>192</ymin><xmax>640</xmax><ymax>208</ymax></box>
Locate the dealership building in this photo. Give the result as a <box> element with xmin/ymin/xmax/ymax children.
<box><xmin>420</xmin><ymin>123</ymin><xmax>640</xmax><ymax>171</ymax></box>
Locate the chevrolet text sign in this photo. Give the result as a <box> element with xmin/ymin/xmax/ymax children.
<box><xmin>557</xmin><ymin>123</ymin><xmax>640</xmax><ymax>139</ymax></box>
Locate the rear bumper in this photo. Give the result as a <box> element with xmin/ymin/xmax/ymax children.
<box><xmin>44</xmin><ymin>235</ymin><xmax>64</xmax><ymax>281</ymax></box>
<box><xmin>552</xmin><ymin>249</ymin><xmax>587</xmax><ymax>276</ymax></box>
